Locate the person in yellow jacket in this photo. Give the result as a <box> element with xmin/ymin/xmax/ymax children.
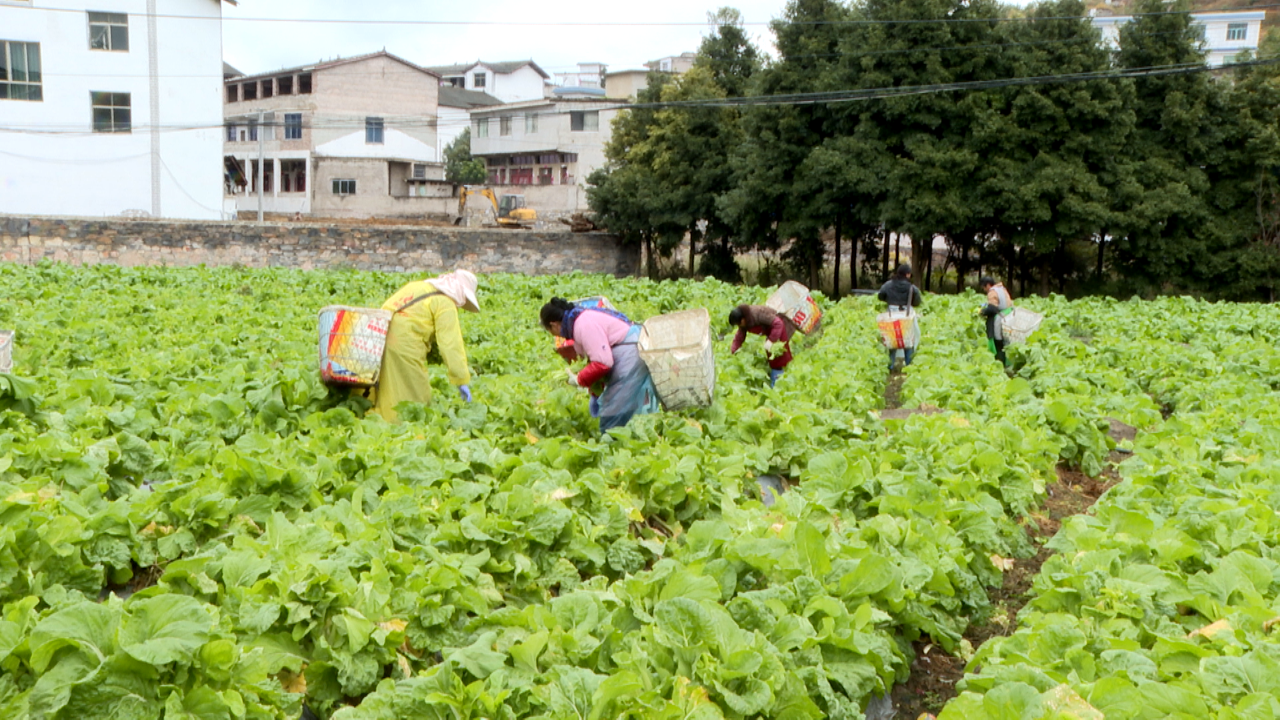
<box><xmin>371</xmin><ymin>269</ymin><xmax>480</xmax><ymax>422</ymax></box>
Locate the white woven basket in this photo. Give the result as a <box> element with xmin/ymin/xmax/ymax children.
<box><xmin>0</xmin><ymin>331</ymin><xmax>12</xmax><ymax>373</ymax></box>
<box><xmin>638</xmin><ymin>308</ymin><xmax>715</xmax><ymax>411</ymax></box>
<box><xmin>1002</xmin><ymin>307</ymin><xmax>1044</xmax><ymax>345</ymax></box>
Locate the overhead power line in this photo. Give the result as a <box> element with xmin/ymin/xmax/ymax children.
<box><xmin>2</xmin><ymin>57</ymin><xmax>1276</xmax><ymax>137</ymax></box>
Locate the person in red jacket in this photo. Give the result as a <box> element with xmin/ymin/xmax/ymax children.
<box><xmin>729</xmin><ymin>304</ymin><xmax>796</xmax><ymax>387</ymax></box>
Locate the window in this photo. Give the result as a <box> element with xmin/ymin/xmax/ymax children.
<box><xmin>660</xmin><ymin>59</ymin><xmax>672</xmax><ymax>72</ymax></box>
<box><xmin>280</xmin><ymin>159</ymin><xmax>306</xmax><ymax>193</ymax></box>
<box><xmin>476</xmin><ymin>117</ymin><xmax>489</xmax><ymax>138</ymax></box>
<box><xmin>526</xmin><ymin>114</ymin><xmax>538</xmax><ymax>134</ymax></box>
<box><xmin>1191</xmin><ymin>25</ymin><xmax>1206</xmax><ymax>42</ymax></box>
<box><xmin>226</xmin><ymin>84</ymin><xmax>238</xmax><ymax>103</ymax></box>
<box><xmin>0</xmin><ymin>41</ymin><xmax>42</xmax><ymax>101</ymax></box>
<box><xmin>298</xmin><ymin>73</ymin><xmax>312</xmax><ymax>94</ymax></box>
<box><xmin>91</xmin><ymin>91</ymin><xmax>131</xmax><ymax>132</ymax></box>
<box><xmin>284</xmin><ymin>113</ymin><xmax>302</xmax><ymax>140</ymax></box>
<box><xmin>248</xmin><ymin>120</ymin><xmax>257</xmax><ymax>142</ymax></box>
<box><xmin>261</xmin><ymin>79</ymin><xmax>273</xmax><ymax>98</ymax></box>
<box><xmin>226</xmin><ymin>123</ymin><xmax>236</xmax><ymax>142</ymax></box>
<box><xmin>88</xmin><ymin>12</ymin><xmax>128</xmax><ymax>52</ymax></box>
<box><xmin>242</xmin><ymin>81</ymin><xmax>257</xmax><ymax>101</ymax></box>
<box><xmin>500</xmin><ymin>116</ymin><xmax>512</xmax><ymax>136</ymax></box>
<box><xmin>277</xmin><ymin>75</ymin><xmax>293</xmax><ymax>95</ymax></box>
<box><xmin>412</xmin><ymin>163</ymin><xmax>427</xmax><ymax>179</ymax></box>
<box><xmin>473</xmin><ymin>72</ymin><xmax>486</xmax><ymax>88</ymax></box>
<box><xmin>447</xmin><ymin>76</ymin><xmax>464</xmax><ymax>87</ymax></box>
<box><xmin>333</xmin><ymin>179</ymin><xmax>356</xmax><ymax>195</ymax></box>
<box><xmin>1227</xmin><ymin>23</ymin><xmax>1248</xmax><ymax>41</ymax></box>
<box><xmin>570</xmin><ymin>111</ymin><xmax>599</xmax><ymax>132</ymax></box>
<box><xmin>366</xmin><ymin>117</ymin><xmax>384</xmax><ymax>144</ymax></box>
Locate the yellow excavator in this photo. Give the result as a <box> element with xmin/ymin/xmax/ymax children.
<box><xmin>455</xmin><ymin>185</ymin><xmax>537</xmax><ymax>229</ymax></box>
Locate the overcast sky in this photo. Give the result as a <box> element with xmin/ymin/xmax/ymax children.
<box><xmin>221</xmin><ymin>0</ymin><xmax>802</xmax><ymax>77</ymax></box>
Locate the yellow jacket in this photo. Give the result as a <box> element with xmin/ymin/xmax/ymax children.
<box><xmin>381</xmin><ymin>280</ymin><xmax>471</xmax><ymax>386</ymax></box>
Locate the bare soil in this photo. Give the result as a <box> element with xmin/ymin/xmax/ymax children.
<box><xmin>879</xmin><ymin>372</ymin><xmax>946</xmax><ymax>420</ymax></box>
<box><xmin>889</xmin><ymin>461</ymin><xmax>1126</xmax><ymax>718</ymax></box>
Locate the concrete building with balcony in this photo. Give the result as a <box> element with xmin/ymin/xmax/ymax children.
<box><xmin>467</xmin><ymin>90</ymin><xmax>621</xmax><ymax>214</ymax></box>
<box><xmin>1092</xmin><ymin>9</ymin><xmax>1265</xmax><ymax>67</ymax></box>
<box><xmin>1</xmin><ymin>0</ymin><xmax>230</xmax><ymax>220</ymax></box>
<box><xmin>223</xmin><ymin>51</ymin><xmax>450</xmax><ymax>219</ymax></box>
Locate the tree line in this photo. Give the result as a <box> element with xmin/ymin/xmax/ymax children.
<box><xmin>586</xmin><ymin>0</ymin><xmax>1280</xmax><ymax>302</ymax></box>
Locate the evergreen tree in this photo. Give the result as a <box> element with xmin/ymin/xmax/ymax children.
<box><xmin>443</xmin><ymin>129</ymin><xmax>487</xmax><ymax>186</ymax></box>
<box><xmin>1111</xmin><ymin>0</ymin><xmax>1226</xmax><ymax>294</ymax></box>
<box><xmin>970</xmin><ymin>0</ymin><xmax>1134</xmax><ymax>295</ymax></box>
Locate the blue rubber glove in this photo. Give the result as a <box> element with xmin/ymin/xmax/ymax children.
<box><xmin>588</xmin><ymin>394</ymin><xmax>601</xmax><ymax>418</ymax></box>
<box><xmin>459</xmin><ymin>385</ymin><xmax>472</xmax><ymax>403</ymax></box>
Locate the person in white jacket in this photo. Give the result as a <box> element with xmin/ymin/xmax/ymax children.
<box><xmin>979</xmin><ymin>275</ymin><xmax>1014</xmax><ymax>366</ymax></box>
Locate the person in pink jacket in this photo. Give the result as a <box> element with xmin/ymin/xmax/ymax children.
<box><xmin>540</xmin><ymin>297</ymin><xmax>659</xmax><ymax>433</ymax></box>
<box><xmin>729</xmin><ymin>304</ymin><xmax>796</xmax><ymax>387</ymax></box>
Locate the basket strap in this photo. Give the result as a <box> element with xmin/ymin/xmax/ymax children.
<box><xmin>393</xmin><ymin>291</ymin><xmax>444</xmax><ymax>315</ymax></box>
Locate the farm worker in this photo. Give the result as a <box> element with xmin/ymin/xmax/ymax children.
<box><xmin>729</xmin><ymin>305</ymin><xmax>796</xmax><ymax>387</ymax></box>
<box><xmin>877</xmin><ymin>263</ymin><xmax>924</xmax><ymax>371</ymax></box>
<box><xmin>979</xmin><ymin>275</ymin><xmax>1014</xmax><ymax>366</ymax></box>
<box><xmin>540</xmin><ymin>297</ymin><xmax>660</xmax><ymax>433</ymax></box>
<box><xmin>371</xmin><ymin>269</ymin><xmax>479</xmax><ymax>422</ymax></box>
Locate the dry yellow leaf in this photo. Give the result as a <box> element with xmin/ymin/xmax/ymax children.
<box><xmin>990</xmin><ymin>554</ymin><xmax>1016</xmax><ymax>572</ymax></box>
<box><xmin>397</xmin><ymin>653</ymin><xmax>413</xmax><ymax>678</ymax></box>
<box><xmin>278</xmin><ymin>669</ymin><xmax>307</xmax><ymax>694</ymax></box>
<box><xmin>1188</xmin><ymin>619</ymin><xmax>1233</xmax><ymax>640</ymax></box>
<box><xmin>525</xmin><ymin>431</ymin><xmax>539</xmax><ymax>444</ymax></box>
<box><xmin>549</xmin><ymin>488</ymin><xmax>575</xmax><ymax>501</ymax></box>
<box><xmin>1264</xmin><ymin>616</ymin><xmax>1280</xmax><ymax>632</ymax></box>
<box><xmin>379</xmin><ymin>619</ymin><xmax>407</xmax><ymax>633</ymax></box>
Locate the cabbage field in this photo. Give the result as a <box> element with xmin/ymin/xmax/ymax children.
<box><xmin>1</xmin><ymin>263</ymin><xmax>1278</xmax><ymax>720</ymax></box>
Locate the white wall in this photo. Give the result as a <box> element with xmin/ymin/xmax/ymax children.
<box><xmin>315</xmin><ymin>128</ymin><xmax>438</xmax><ymax>163</ymax></box>
<box><xmin>1093</xmin><ymin>11</ymin><xmax>1264</xmax><ymax>67</ymax></box>
<box><xmin>466</xmin><ymin>64</ymin><xmax>546</xmax><ymax>103</ymax></box>
<box><xmin>0</xmin><ymin>0</ymin><xmax>225</xmax><ymax>219</ymax></box>
<box><xmin>437</xmin><ymin>105</ymin><xmax>470</xmax><ymax>157</ymax></box>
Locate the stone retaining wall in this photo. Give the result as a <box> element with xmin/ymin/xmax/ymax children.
<box><xmin>0</xmin><ymin>216</ymin><xmax>638</xmax><ymax>276</ymax></box>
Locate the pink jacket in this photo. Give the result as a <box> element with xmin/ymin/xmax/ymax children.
<box><xmin>572</xmin><ymin>311</ymin><xmax>631</xmax><ymax>368</ymax></box>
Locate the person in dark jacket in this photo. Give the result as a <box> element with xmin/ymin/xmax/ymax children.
<box><xmin>877</xmin><ymin>264</ymin><xmax>923</xmax><ymax>370</ymax></box>
<box><xmin>729</xmin><ymin>304</ymin><xmax>796</xmax><ymax>387</ymax></box>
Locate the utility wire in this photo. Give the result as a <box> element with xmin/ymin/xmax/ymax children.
<box><xmin>3</xmin><ymin>57</ymin><xmax>1275</xmax><ymax>136</ymax></box>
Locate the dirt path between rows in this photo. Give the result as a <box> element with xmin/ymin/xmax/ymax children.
<box><xmin>888</xmin><ymin>420</ymin><xmax>1136</xmax><ymax>719</ymax></box>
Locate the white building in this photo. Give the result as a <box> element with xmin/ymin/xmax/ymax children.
<box><xmin>1092</xmin><ymin>10</ymin><xmax>1265</xmax><ymax>67</ymax></box>
<box><xmin>468</xmin><ymin>90</ymin><xmax>621</xmax><ymax>213</ymax></box>
<box><xmin>0</xmin><ymin>0</ymin><xmax>229</xmax><ymax>220</ymax></box>
<box><xmin>554</xmin><ymin>62</ymin><xmax>606</xmax><ymax>90</ymax></box>
<box><xmin>425</xmin><ymin>60</ymin><xmax>549</xmax><ymax>103</ymax></box>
